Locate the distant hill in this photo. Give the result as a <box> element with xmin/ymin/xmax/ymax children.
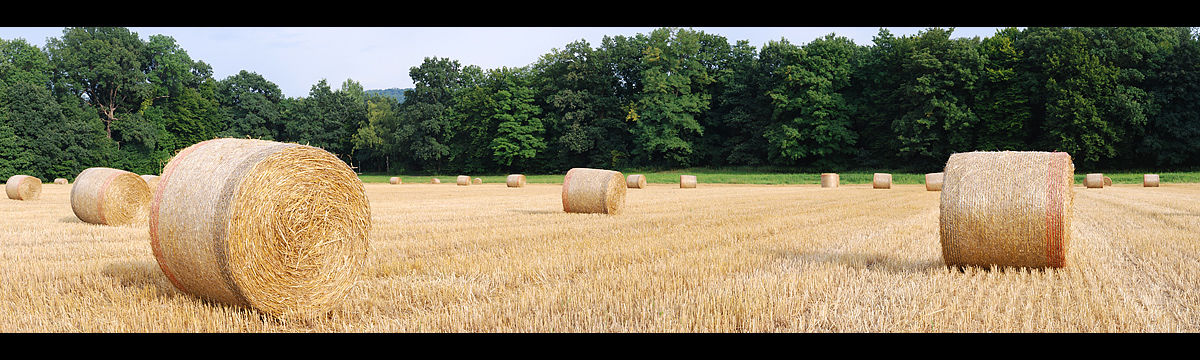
<box><xmin>365</xmin><ymin>88</ymin><xmax>411</xmax><ymax>103</ymax></box>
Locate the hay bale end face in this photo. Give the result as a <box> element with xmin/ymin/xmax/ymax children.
<box><xmin>562</xmin><ymin>168</ymin><xmax>626</xmax><ymax>215</ymax></box>
<box><xmin>925</xmin><ymin>172</ymin><xmax>944</xmax><ymax>191</ymax></box>
<box><xmin>680</xmin><ymin>175</ymin><xmax>697</xmax><ymax>189</ymax></box>
<box><xmin>457</xmin><ymin>175</ymin><xmax>470</xmax><ymax>186</ymax></box>
<box><xmin>54</xmin><ymin>178</ymin><xmax>69</xmax><ymax>185</ymax></box>
<box><xmin>1103</xmin><ymin>176</ymin><xmax>1112</xmax><ymax>187</ymax></box>
<box><xmin>431</xmin><ymin>178</ymin><xmax>440</xmax><ymax>184</ymax></box>
<box><xmin>5</xmin><ymin>175</ymin><xmax>42</xmax><ymax>201</ymax></box>
<box><xmin>873</xmin><ymin>173</ymin><xmax>892</xmax><ymax>189</ymax></box>
<box><xmin>1084</xmin><ymin>173</ymin><xmax>1104</xmax><ymax>188</ymax></box>
<box><xmin>1144</xmin><ymin>174</ymin><xmax>1160</xmax><ymax>187</ymax></box>
<box><xmin>627</xmin><ymin>174</ymin><xmax>647</xmax><ymax>189</ymax></box>
<box><xmin>149</xmin><ymin>138</ymin><xmax>370</xmax><ymax>320</ymax></box>
<box><xmin>821</xmin><ymin>173</ymin><xmax>839</xmax><ymax>188</ymax></box>
<box><xmin>473</xmin><ymin>177</ymin><xmax>482</xmax><ymax>185</ymax></box>
<box><xmin>71</xmin><ymin>168</ymin><xmax>151</xmax><ymax>225</ymax></box>
<box><xmin>940</xmin><ymin>151</ymin><xmax>1074</xmax><ymax>269</ymax></box>
<box><xmin>506</xmin><ymin>174</ymin><xmax>526</xmax><ymax>188</ymax></box>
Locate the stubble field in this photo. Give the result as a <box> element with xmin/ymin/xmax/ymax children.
<box><xmin>2</xmin><ymin>180</ymin><xmax>1199</xmax><ymax>332</ymax></box>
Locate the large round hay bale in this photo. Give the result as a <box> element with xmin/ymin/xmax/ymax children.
<box><xmin>940</xmin><ymin>151</ymin><xmax>1074</xmax><ymax>269</ymax></box>
<box><xmin>473</xmin><ymin>177</ymin><xmax>482</xmax><ymax>185</ymax></box>
<box><xmin>821</xmin><ymin>173</ymin><xmax>839</xmax><ymax>188</ymax></box>
<box><xmin>680</xmin><ymin>175</ymin><xmax>697</xmax><ymax>189</ymax></box>
<box><xmin>873</xmin><ymin>173</ymin><xmax>892</xmax><ymax>189</ymax></box>
<box><xmin>506</xmin><ymin>174</ymin><xmax>526</xmax><ymax>188</ymax></box>
<box><xmin>5</xmin><ymin>175</ymin><xmax>42</xmax><ymax>201</ymax></box>
<box><xmin>148</xmin><ymin>138</ymin><xmax>370</xmax><ymax>320</ymax></box>
<box><xmin>1103</xmin><ymin>176</ymin><xmax>1112</xmax><ymax>187</ymax></box>
<box><xmin>626</xmin><ymin>174</ymin><xmax>647</xmax><ymax>189</ymax></box>
<box><xmin>389</xmin><ymin>177</ymin><xmax>401</xmax><ymax>185</ymax></box>
<box><xmin>141</xmin><ymin>174</ymin><xmax>161</xmax><ymax>193</ymax></box>
<box><xmin>1144</xmin><ymin>174</ymin><xmax>1160</xmax><ymax>187</ymax></box>
<box><xmin>431</xmin><ymin>178</ymin><xmax>441</xmax><ymax>184</ymax></box>
<box><xmin>1084</xmin><ymin>173</ymin><xmax>1104</xmax><ymax>188</ymax></box>
<box><xmin>925</xmin><ymin>172</ymin><xmax>944</xmax><ymax>191</ymax></box>
<box><xmin>54</xmin><ymin>178</ymin><xmax>69</xmax><ymax>185</ymax></box>
<box><xmin>71</xmin><ymin>168</ymin><xmax>151</xmax><ymax>225</ymax></box>
<box><xmin>457</xmin><ymin>175</ymin><xmax>470</xmax><ymax>186</ymax></box>
<box><xmin>562</xmin><ymin>168</ymin><xmax>626</xmax><ymax>215</ymax></box>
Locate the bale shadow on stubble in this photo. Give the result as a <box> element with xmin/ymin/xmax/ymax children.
<box><xmin>508</xmin><ymin>209</ymin><xmax>561</xmax><ymax>215</ymax></box>
<box><xmin>778</xmin><ymin>249</ymin><xmax>946</xmax><ymax>274</ymax></box>
<box><xmin>100</xmin><ymin>259</ymin><xmax>182</xmax><ymax>299</ymax></box>
<box><xmin>59</xmin><ymin>216</ymin><xmax>82</xmax><ymax>224</ymax></box>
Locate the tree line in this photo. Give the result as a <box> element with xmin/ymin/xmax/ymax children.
<box><xmin>3</xmin><ymin>27</ymin><xmax>1200</xmax><ymax>182</ymax></box>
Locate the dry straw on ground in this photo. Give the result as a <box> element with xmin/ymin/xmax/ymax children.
<box><xmin>1144</xmin><ymin>174</ymin><xmax>1160</xmax><ymax>187</ymax></box>
<box><xmin>506</xmin><ymin>174</ymin><xmax>526</xmax><ymax>188</ymax></box>
<box><xmin>457</xmin><ymin>176</ymin><xmax>470</xmax><ymax>186</ymax></box>
<box><xmin>821</xmin><ymin>173</ymin><xmax>839</xmax><ymax>188</ymax></box>
<box><xmin>5</xmin><ymin>175</ymin><xmax>41</xmax><ymax>201</ymax></box>
<box><xmin>54</xmin><ymin>178</ymin><xmax>68</xmax><ymax>185</ymax></box>
<box><xmin>873</xmin><ymin>173</ymin><xmax>892</xmax><ymax>189</ymax></box>
<box><xmin>389</xmin><ymin>177</ymin><xmax>401</xmax><ymax>185</ymax></box>
<box><xmin>1085</xmin><ymin>174</ymin><xmax>1105</xmax><ymax>188</ymax></box>
<box><xmin>626</xmin><ymin>174</ymin><xmax>647</xmax><ymax>189</ymax></box>
<box><xmin>148</xmin><ymin>138</ymin><xmax>371</xmax><ymax>320</ymax></box>
<box><xmin>940</xmin><ymin>151</ymin><xmax>1075</xmax><ymax>269</ymax></box>
<box><xmin>70</xmin><ymin>168</ymin><xmax>150</xmax><ymax>226</ymax></box>
<box><xmin>562</xmin><ymin>168</ymin><xmax>626</xmax><ymax>215</ymax></box>
<box><xmin>680</xmin><ymin>175</ymin><xmax>697</xmax><ymax>189</ymax></box>
<box><xmin>925</xmin><ymin>172</ymin><xmax>944</xmax><ymax>191</ymax></box>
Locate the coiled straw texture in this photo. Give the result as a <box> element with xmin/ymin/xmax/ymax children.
<box><xmin>562</xmin><ymin>168</ymin><xmax>626</xmax><ymax>215</ymax></box>
<box><xmin>6</xmin><ymin>175</ymin><xmax>41</xmax><ymax>201</ymax></box>
<box><xmin>940</xmin><ymin>151</ymin><xmax>1074</xmax><ymax>269</ymax></box>
<box><xmin>71</xmin><ymin>168</ymin><xmax>150</xmax><ymax>225</ymax></box>
<box><xmin>627</xmin><ymin>174</ymin><xmax>647</xmax><ymax>189</ymax></box>
<box><xmin>149</xmin><ymin>138</ymin><xmax>371</xmax><ymax>320</ymax></box>
<box><xmin>141</xmin><ymin>175</ymin><xmax>161</xmax><ymax>193</ymax></box>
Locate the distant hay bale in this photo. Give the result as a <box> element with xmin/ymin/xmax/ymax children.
<box><xmin>71</xmin><ymin>168</ymin><xmax>150</xmax><ymax>225</ymax></box>
<box><xmin>626</xmin><ymin>174</ymin><xmax>647</xmax><ymax>189</ymax></box>
<box><xmin>141</xmin><ymin>174</ymin><xmax>161</xmax><ymax>194</ymax></box>
<box><xmin>1084</xmin><ymin>173</ymin><xmax>1104</xmax><ymax>188</ymax></box>
<box><xmin>506</xmin><ymin>174</ymin><xmax>526</xmax><ymax>188</ymax></box>
<box><xmin>821</xmin><ymin>173</ymin><xmax>839</xmax><ymax>188</ymax></box>
<box><xmin>1144</xmin><ymin>174</ymin><xmax>1160</xmax><ymax>187</ymax></box>
<box><xmin>457</xmin><ymin>175</ymin><xmax>470</xmax><ymax>186</ymax></box>
<box><xmin>54</xmin><ymin>178</ymin><xmax>69</xmax><ymax>185</ymax></box>
<box><xmin>148</xmin><ymin>138</ymin><xmax>370</xmax><ymax>320</ymax></box>
<box><xmin>562</xmin><ymin>168</ymin><xmax>626</xmax><ymax>215</ymax></box>
<box><xmin>940</xmin><ymin>151</ymin><xmax>1074</xmax><ymax>269</ymax></box>
<box><xmin>873</xmin><ymin>173</ymin><xmax>892</xmax><ymax>189</ymax></box>
<box><xmin>925</xmin><ymin>172</ymin><xmax>944</xmax><ymax>191</ymax></box>
<box><xmin>5</xmin><ymin>175</ymin><xmax>42</xmax><ymax>201</ymax></box>
<box><xmin>1103</xmin><ymin>176</ymin><xmax>1112</xmax><ymax>187</ymax></box>
<box><xmin>680</xmin><ymin>175</ymin><xmax>697</xmax><ymax>189</ymax></box>
<box><xmin>473</xmin><ymin>177</ymin><xmax>482</xmax><ymax>185</ymax></box>
<box><xmin>431</xmin><ymin>178</ymin><xmax>441</xmax><ymax>184</ymax></box>
<box><xmin>389</xmin><ymin>177</ymin><xmax>401</xmax><ymax>185</ymax></box>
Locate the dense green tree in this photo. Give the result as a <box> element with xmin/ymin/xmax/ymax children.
<box><xmin>1139</xmin><ymin>27</ymin><xmax>1200</xmax><ymax>167</ymax></box>
<box><xmin>696</xmin><ymin>39</ymin><xmax>771</xmax><ymax>166</ymax></box>
<box><xmin>394</xmin><ymin>57</ymin><xmax>480</xmax><ymax>173</ymax></box>
<box><xmin>215</xmin><ymin>70</ymin><xmax>285</xmax><ymax>140</ymax></box>
<box><xmin>629</xmin><ymin>28</ymin><xmax>715</xmax><ymax>167</ymax></box>
<box><xmin>45</xmin><ymin>27</ymin><xmax>152</xmax><ymax>140</ymax></box>
<box><xmin>351</xmin><ymin>93</ymin><xmax>401</xmax><ymax>173</ymax></box>
<box><xmin>973</xmin><ymin>27</ymin><xmax>1034</xmax><ymax>151</ymax></box>
<box><xmin>1</xmin><ymin>38</ymin><xmax>52</xmax><ymax>89</ymax></box>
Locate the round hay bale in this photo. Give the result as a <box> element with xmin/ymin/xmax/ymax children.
<box><xmin>389</xmin><ymin>177</ymin><xmax>401</xmax><ymax>185</ymax></box>
<box><xmin>626</xmin><ymin>174</ymin><xmax>647</xmax><ymax>189</ymax></box>
<box><xmin>680</xmin><ymin>175</ymin><xmax>697</xmax><ymax>189</ymax></box>
<box><xmin>71</xmin><ymin>168</ymin><xmax>151</xmax><ymax>225</ymax></box>
<box><xmin>873</xmin><ymin>173</ymin><xmax>892</xmax><ymax>189</ymax></box>
<box><xmin>149</xmin><ymin>138</ymin><xmax>370</xmax><ymax>320</ymax></box>
<box><xmin>1103</xmin><ymin>176</ymin><xmax>1112</xmax><ymax>187</ymax></box>
<box><xmin>473</xmin><ymin>177</ymin><xmax>482</xmax><ymax>185</ymax></box>
<box><xmin>141</xmin><ymin>174</ymin><xmax>161</xmax><ymax>194</ymax></box>
<box><xmin>1144</xmin><ymin>174</ymin><xmax>1160</xmax><ymax>187</ymax></box>
<box><xmin>940</xmin><ymin>151</ymin><xmax>1074</xmax><ymax>269</ymax></box>
<box><xmin>54</xmin><ymin>178</ymin><xmax>69</xmax><ymax>185</ymax></box>
<box><xmin>562</xmin><ymin>168</ymin><xmax>626</xmax><ymax>215</ymax></box>
<box><xmin>506</xmin><ymin>174</ymin><xmax>526</xmax><ymax>188</ymax></box>
<box><xmin>457</xmin><ymin>175</ymin><xmax>470</xmax><ymax>186</ymax></box>
<box><xmin>5</xmin><ymin>175</ymin><xmax>42</xmax><ymax>201</ymax></box>
<box><xmin>431</xmin><ymin>178</ymin><xmax>441</xmax><ymax>184</ymax></box>
<box><xmin>1084</xmin><ymin>173</ymin><xmax>1104</xmax><ymax>188</ymax></box>
<box><xmin>820</xmin><ymin>173</ymin><xmax>839</xmax><ymax>188</ymax></box>
<box><xmin>925</xmin><ymin>172</ymin><xmax>944</xmax><ymax>191</ymax></box>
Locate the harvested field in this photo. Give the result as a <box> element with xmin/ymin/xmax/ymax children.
<box><xmin>2</xmin><ymin>182</ymin><xmax>1199</xmax><ymax>332</ymax></box>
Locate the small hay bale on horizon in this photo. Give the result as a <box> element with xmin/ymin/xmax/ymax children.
<box><xmin>821</xmin><ymin>173</ymin><xmax>839</xmax><ymax>188</ymax></box>
<box><xmin>507</xmin><ymin>174</ymin><xmax>526</xmax><ymax>188</ymax></box>
<box><xmin>431</xmin><ymin>178</ymin><xmax>441</xmax><ymax>184</ymax></box>
<box><xmin>141</xmin><ymin>174</ymin><xmax>161</xmax><ymax>194</ymax></box>
<box><xmin>1084</xmin><ymin>173</ymin><xmax>1104</xmax><ymax>188</ymax></box>
<box><xmin>473</xmin><ymin>177</ymin><xmax>482</xmax><ymax>185</ymax></box>
<box><xmin>1103</xmin><ymin>176</ymin><xmax>1113</xmax><ymax>187</ymax></box>
<box><xmin>71</xmin><ymin>167</ymin><xmax>150</xmax><ymax>226</ymax></box>
<box><xmin>1144</xmin><ymin>174</ymin><xmax>1160</xmax><ymax>187</ymax></box>
<box><xmin>873</xmin><ymin>173</ymin><xmax>892</xmax><ymax>189</ymax></box>
<box><xmin>389</xmin><ymin>177</ymin><xmax>401</xmax><ymax>185</ymax></box>
<box><xmin>457</xmin><ymin>175</ymin><xmax>470</xmax><ymax>186</ymax></box>
<box><xmin>626</xmin><ymin>174</ymin><xmax>647</xmax><ymax>189</ymax></box>
<box><xmin>926</xmin><ymin>172</ymin><xmax>944</xmax><ymax>191</ymax></box>
<box><xmin>54</xmin><ymin>178</ymin><xmax>69</xmax><ymax>185</ymax></box>
<box><xmin>562</xmin><ymin>168</ymin><xmax>626</xmax><ymax>215</ymax></box>
<box><xmin>6</xmin><ymin>175</ymin><xmax>42</xmax><ymax>201</ymax></box>
<box><xmin>680</xmin><ymin>175</ymin><xmax>697</xmax><ymax>189</ymax></box>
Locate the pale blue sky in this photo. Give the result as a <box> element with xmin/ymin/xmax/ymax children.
<box><xmin>2</xmin><ymin>27</ymin><xmax>1012</xmax><ymax>99</ymax></box>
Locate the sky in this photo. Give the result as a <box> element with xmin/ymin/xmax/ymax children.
<box><xmin>1</xmin><ymin>27</ymin><xmax>1014</xmax><ymax>99</ymax></box>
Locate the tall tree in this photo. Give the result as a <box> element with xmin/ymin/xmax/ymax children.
<box><xmin>216</xmin><ymin>70</ymin><xmax>285</xmax><ymax>141</ymax></box>
<box><xmin>630</xmin><ymin>27</ymin><xmax>715</xmax><ymax>167</ymax></box>
<box><xmin>46</xmin><ymin>27</ymin><xmax>152</xmax><ymax>140</ymax></box>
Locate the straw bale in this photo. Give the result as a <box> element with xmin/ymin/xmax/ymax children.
<box><xmin>562</xmin><ymin>168</ymin><xmax>626</xmax><ymax>215</ymax></box>
<box><xmin>1144</xmin><ymin>174</ymin><xmax>1160</xmax><ymax>187</ymax></box>
<box><xmin>54</xmin><ymin>178</ymin><xmax>69</xmax><ymax>185</ymax></box>
<box><xmin>148</xmin><ymin>138</ymin><xmax>370</xmax><ymax>320</ymax></box>
<box><xmin>506</xmin><ymin>174</ymin><xmax>526</xmax><ymax>188</ymax></box>
<box><xmin>680</xmin><ymin>175</ymin><xmax>697</xmax><ymax>189</ymax></box>
<box><xmin>141</xmin><ymin>174</ymin><xmax>161</xmax><ymax>193</ymax></box>
<box><xmin>473</xmin><ymin>177</ymin><xmax>482</xmax><ymax>185</ymax></box>
<box><xmin>821</xmin><ymin>173</ymin><xmax>839</xmax><ymax>188</ymax></box>
<box><xmin>71</xmin><ymin>168</ymin><xmax>150</xmax><ymax>225</ymax></box>
<box><xmin>389</xmin><ymin>177</ymin><xmax>401</xmax><ymax>185</ymax></box>
<box><xmin>873</xmin><ymin>173</ymin><xmax>892</xmax><ymax>189</ymax></box>
<box><xmin>431</xmin><ymin>178</ymin><xmax>441</xmax><ymax>184</ymax></box>
<box><xmin>5</xmin><ymin>175</ymin><xmax>42</xmax><ymax>201</ymax></box>
<box><xmin>1103</xmin><ymin>176</ymin><xmax>1112</xmax><ymax>187</ymax></box>
<box><xmin>940</xmin><ymin>151</ymin><xmax>1074</xmax><ymax>269</ymax></box>
<box><xmin>1084</xmin><ymin>173</ymin><xmax>1104</xmax><ymax>188</ymax></box>
<box><xmin>626</xmin><ymin>174</ymin><xmax>647</xmax><ymax>189</ymax></box>
<box><xmin>925</xmin><ymin>172</ymin><xmax>944</xmax><ymax>191</ymax></box>
<box><xmin>457</xmin><ymin>175</ymin><xmax>470</xmax><ymax>186</ymax></box>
